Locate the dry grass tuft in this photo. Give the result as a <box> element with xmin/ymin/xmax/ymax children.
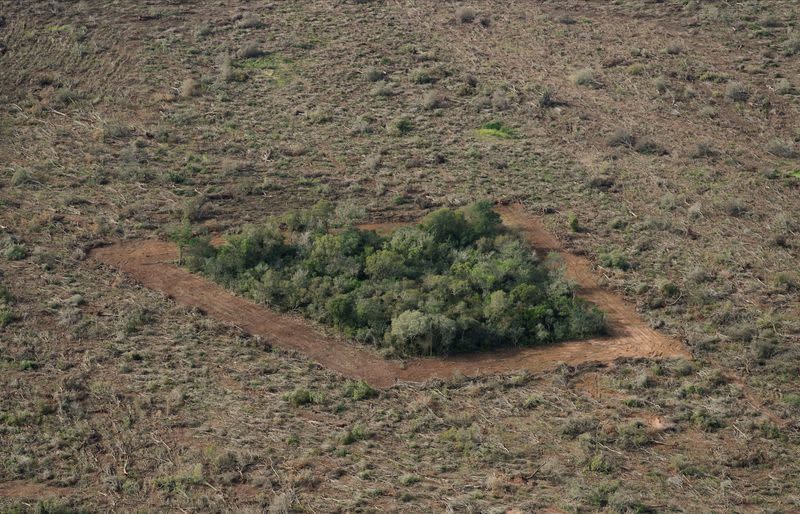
<box><xmin>456</xmin><ymin>7</ymin><xmax>476</xmax><ymax>23</ymax></box>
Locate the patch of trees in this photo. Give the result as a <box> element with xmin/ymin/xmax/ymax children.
<box><xmin>183</xmin><ymin>201</ymin><xmax>606</xmax><ymax>356</ymax></box>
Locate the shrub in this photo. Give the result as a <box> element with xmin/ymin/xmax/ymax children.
<box><xmin>538</xmin><ymin>86</ymin><xmax>558</xmax><ymax>108</ymax></box>
<box><xmin>0</xmin><ymin>306</ymin><xmax>14</xmax><ymax>327</ymax></box>
<box><xmin>190</xmin><ymin>202</ymin><xmax>607</xmax><ymax>356</ymax></box>
<box><xmin>388</xmin><ymin>117</ymin><xmax>413</xmax><ymax>135</ymax></box>
<box><xmin>784</xmin><ymin>36</ymin><xmax>800</xmax><ymax>56</ymax></box>
<box><xmin>690</xmin><ymin>142</ymin><xmax>718</xmax><ymax>159</ymax></box>
<box><xmin>635</xmin><ymin>137</ymin><xmax>668</xmax><ymax>156</ymax></box>
<box><xmin>237</xmin><ymin>43</ymin><xmax>263</xmax><ymax>59</ymax></box>
<box><xmin>572</xmin><ymin>69</ymin><xmax>601</xmax><ymax>88</ymax></box>
<box><xmin>775</xmin><ymin>78</ymin><xmax>795</xmax><ymax>95</ymax></box>
<box><xmin>724</xmin><ymin>198</ymin><xmax>747</xmax><ymax>217</ymax></box>
<box><xmin>598</xmin><ymin>250</ymin><xmax>630</xmax><ymax>270</ymax></box>
<box><xmin>364</xmin><ymin>66</ymin><xmax>386</xmax><ymax>82</ymax></box>
<box><xmin>410</xmin><ymin>68</ymin><xmax>436</xmax><ymax>84</ymax></box>
<box><xmin>725</xmin><ymin>81</ymin><xmax>749</xmax><ymax>102</ymax></box>
<box><xmin>180</xmin><ymin>78</ymin><xmax>199</xmax><ymax>98</ymax></box>
<box><xmin>371</xmin><ymin>83</ymin><xmax>395</xmax><ymax>97</ymax></box>
<box><xmin>11</xmin><ymin>168</ymin><xmax>33</xmax><ymax>186</ymax></box>
<box><xmin>490</xmin><ymin>89</ymin><xmax>510</xmax><ymax>110</ymax></box>
<box><xmin>766</xmin><ymin>139</ymin><xmax>797</xmax><ymax>158</ymax></box>
<box><xmin>567</xmin><ymin>212</ymin><xmax>579</xmax><ymax>232</ymax></box>
<box><xmin>399</xmin><ymin>473</ymin><xmax>420</xmax><ymax>485</ymax></box>
<box><xmin>286</xmin><ymin>388</ymin><xmax>315</xmax><ymax>407</ymax></box>
<box><xmin>421</xmin><ymin>90</ymin><xmax>447</xmax><ymax>110</ymax></box>
<box><xmin>607</xmin><ymin>129</ymin><xmax>636</xmax><ymax>148</ymax></box>
<box><xmin>237</xmin><ymin>15</ymin><xmax>263</xmax><ymax>29</ymax></box>
<box><xmin>586</xmin><ymin>452</ymin><xmax>613</xmax><ymax>473</ymax></box>
<box><xmin>3</xmin><ymin>244</ymin><xmax>27</xmax><ymax>261</ymax></box>
<box><xmin>343</xmin><ymin>380</ymin><xmax>377</xmax><ymax>400</ymax></box>
<box><xmin>654</xmin><ymin>75</ymin><xmax>668</xmax><ymax>93</ymax></box>
<box><xmin>615</xmin><ymin>421</ymin><xmax>650</xmax><ymax>448</ymax></box>
<box><xmin>455</xmin><ymin>7</ymin><xmax>475</xmax><ymax>23</ymax></box>
<box><xmin>560</xmin><ymin>416</ymin><xmax>598</xmax><ymax>438</ymax></box>
<box><xmin>339</xmin><ymin>424</ymin><xmax>368</xmax><ymax>445</ymax></box>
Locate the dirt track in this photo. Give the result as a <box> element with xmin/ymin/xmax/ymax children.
<box><xmin>90</xmin><ymin>205</ymin><xmax>690</xmax><ymax>387</ymax></box>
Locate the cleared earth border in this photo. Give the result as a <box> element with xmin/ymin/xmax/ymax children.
<box><xmin>90</xmin><ymin>204</ymin><xmax>690</xmax><ymax>388</ymax></box>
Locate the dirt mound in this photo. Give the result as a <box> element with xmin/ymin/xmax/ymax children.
<box><xmin>90</xmin><ymin>205</ymin><xmax>689</xmax><ymax>387</ymax></box>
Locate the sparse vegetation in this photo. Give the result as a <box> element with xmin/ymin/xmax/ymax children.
<box><xmin>237</xmin><ymin>42</ymin><xmax>263</xmax><ymax>59</ymax></box>
<box><xmin>607</xmin><ymin>128</ymin><xmax>636</xmax><ymax>148</ymax></box>
<box><xmin>180</xmin><ymin>78</ymin><xmax>199</xmax><ymax>98</ymax></box>
<box><xmin>725</xmin><ymin>81</ymin><xmax>749</xmax><ymax>102</ymax></box>
<box><xmin>598</xmin><ymin>249</ymin><xmax>630</xmax><ymax>271</ymax></box>
<box><xmin>766</xmin><ymin>139</ymin><xmax>797</xmax><ymax>158</ymax></box>
<box><xmin>571</xmin><ymin>68</ymin><xmax>602</xmax><ymax>88</ymax></box>
<box><xmin>456</xmin><ymin>7</ymin><xmax>476</xmax><ymax>24</ymax></box>
<box><xmin>2</xmin><ymin>0</ymin><xmax>799</xmax><ymax>511</ymax></box>
<box><xmin>388</xmin><ymin>116</ymin><xmax>413</xmax><ymax>135</ymax></box>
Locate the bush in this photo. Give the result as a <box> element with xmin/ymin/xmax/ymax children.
<box><xmin>343</xmin><ymin>380</ymin><xmax>377</xmax><ymax>400</ymax></box>
<box><xmin>766</xmin><ymin>139</ymin><xmax>797</xmax><ymax>158</ymax></box>
<box><xmin>598</xmin><ymin>250</ymin><xmax>630</xmax><ymax>270</ymax></box>
<box><xmin>572</xmin><ymin>69</ymin><xmax>602</xmax><ymax>88</ymax></box>
<box><xmin>455</xmin><ymin>7</ymin><xmax>475</xmax><ymax>23</ymax></box>
<box><xmin>783</xmin><ymin>35</ymin><xmax>800</xmax><ymax>56</ymax></box>
<box><xmin>3</xmin><ymin>244</ymin><xmax>27</xmax><ymax>261</ymax></box>
<box><xmin>477</xmin><ymin>121</ymin><xmax>515</xmax><ymax>138</ymax></box>
<box><xmin>538</xmin><ymin>86</ymin><xmax>558</xmax><ymax>108</ymax></box>
<box><xmin>11</xmin><ymin>168</ymin><xmax>33</xmax><ymax>186</ymax></box>
<box><xmin>237</xmin><ymin>42</ymin><xmax>263</xmax><ymax>59</ymax></box>
<box><xmin>607</xmin><ymin>129</ymin><xmax>636</xmax><ymax>148</ymax></box>
<box><xmin>410</xmin><ymin>68</ymin><xmax>436</xmax><ymax>84</ymax></box>
<box><xmin>725</xmin><ymin>81</ymin><xmax>749</xmax><ymax>102</ymax></box>
<box><xmin>190</xmin><ymin>202</ymin><xmax>607</xmax><ymax>356</ymax></box>
<box><xmin>421</xmin><ymin>90</ymin><xmax>447</xmax><ymax>110</ymax></box>
<box><xmin>286</xmin><ymin>388</ymin><xmax>315</xmax><ymax>407</ymax></box>
<box><xmin>364</xmin><ymin>66</ymin><xmax>386</xmax><ymax>82</ymax></box>
<box><xmin>388</xmin><ymin>117</ymin><xmax>413</xmax><ymax>136</ymax></box>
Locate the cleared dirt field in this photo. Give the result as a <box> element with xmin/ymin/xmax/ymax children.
<box><xmin>1</xmin><ymin>0</ymin><xmax>798</xmax><ymax>512</ymax></box>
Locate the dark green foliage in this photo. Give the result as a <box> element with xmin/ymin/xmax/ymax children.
<box><xmin>187</xmin><ymin>201</ymin><xmax>606</xmax><ymax>356</ymax></box>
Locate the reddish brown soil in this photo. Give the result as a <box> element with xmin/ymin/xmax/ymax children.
<box><xmin>0</xmin><ymin>480</ymin><xmax>72</xmax><ymax>500</ymax></box>
<box><xmin>90</xmin><ymin>205</ymin><xmax>689</xmax><ymax>387</ymax></box>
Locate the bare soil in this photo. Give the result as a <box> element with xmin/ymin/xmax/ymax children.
<box><xmin>0</xmin><ymin>481</ymin><xmax>71</xmax><ymax>501</ymax></box>
<box><xmin>91</xmin><ymin>204</ymin><xmax>689</xmax><ymax>387</ymax></box>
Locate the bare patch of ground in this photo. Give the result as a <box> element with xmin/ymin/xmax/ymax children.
<box><xmin>0</xmin><ymin>481</ymin><xmax>72</xmax><ymax>501</ymax></box>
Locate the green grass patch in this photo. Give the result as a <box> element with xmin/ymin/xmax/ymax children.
<box><xmin>237</xmin><ymin>54</ymin><xmax>290</xmax><ymax>70</ymax></box>
<box><xmin>183</xmin><ymin>201</ymin><xmax>606</xmax><ymax>357</ymax></box>
<box><xmin>236</xmin><ymin>54</ymin><xmax>294</xmax><ymax>84</ymax></box>
<box><xmin>476</xmin><ymin>121</ymin><xmax>516</xmax><ymax>139</ymax></box>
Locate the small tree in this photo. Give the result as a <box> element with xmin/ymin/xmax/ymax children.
<box><xmin>170</xmin><ymin>218</ymin><xmax>194</xmax><ymax>266</ymax></box>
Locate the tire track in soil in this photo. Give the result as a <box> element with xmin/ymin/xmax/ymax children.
<box><xmin>90</xmin><ymin>205</ymin><xmax>690</xmax><ymax>388</ymax></box>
